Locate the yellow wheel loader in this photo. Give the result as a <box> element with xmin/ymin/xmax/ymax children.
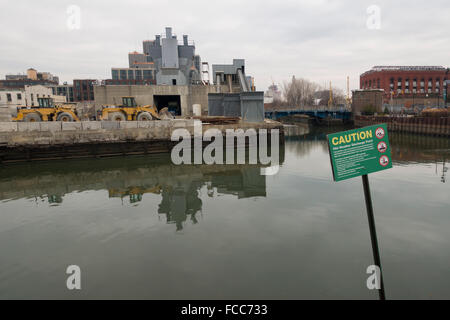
<box><xmin>13</xmin><ymin>97</ymin><xmax>80</xmax><ymax>122</ymax></box>
<box><xmin>100</xmin><ymin>97</ymin><xmax>161</xmax><ymax>121</ymax></box>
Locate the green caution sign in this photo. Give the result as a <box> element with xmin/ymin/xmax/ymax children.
<box><xmin>327</xmin><ymin>124</ymin><xmax>392</xmax><ymax>182</ymax></box>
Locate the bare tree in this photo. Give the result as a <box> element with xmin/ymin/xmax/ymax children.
<box><xmin>282</xmin><ymin>76</ymin><xmax>319</xmax><ymax>107</ymax></box>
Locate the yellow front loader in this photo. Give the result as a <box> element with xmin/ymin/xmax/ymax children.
<box><xmin>100</xmin><ymin>97</ymin><xmax>160</xmax><ymax>121</ymax></box>
<box><xmin>13</xmin><ymin>97</ymin><xmax>80</xmax><ymax>122</ymax></box>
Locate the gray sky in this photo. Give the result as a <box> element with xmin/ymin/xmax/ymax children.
<box><xmin>0</xmin><ymin>0</ymin><xmax>449</xmax><ymax>92</ymax></box>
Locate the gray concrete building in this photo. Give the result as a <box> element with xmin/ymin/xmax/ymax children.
<box><xmin>100</xmin><ymin>27</ymin><xmax>259</xmax><ymax>117</ymax></box>
<box><xmin>111</xmin><ymin>27</ymin><xmax>202</xmax><ymax>86</ymax></box>
<box><xmin>212</xmin><ymin>59</ymin><xmax>254</xmax><ymax>92</ymax></box>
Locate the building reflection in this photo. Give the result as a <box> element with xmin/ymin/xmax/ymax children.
<box><xmin>0</xmin><ymin>149</ymin><xmax>282</xmax><ymax>231</ymax></box>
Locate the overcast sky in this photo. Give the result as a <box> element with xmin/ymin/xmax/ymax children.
<box><xmin>0</xmin><ymin>0</ymin><xmax>449</xmax><ymax>92</ymax></box>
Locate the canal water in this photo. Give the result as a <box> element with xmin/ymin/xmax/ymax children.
<box><xmin>0</xmin><ymin>127</ymin><xmax>448</xmax><ymax>299</ymax></box>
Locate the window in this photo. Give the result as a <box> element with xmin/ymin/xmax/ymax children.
<box><xmin>172</xmin><ymin>79</ymin><xmax>177</xmax><ymax>85</ymax></box>
<box><xmin>128</xmin><ymin>70</ymin><xmax>134</xmax><ymax>80</ymax></box>
<box><xmin>7</xmin><ymin>93</ymin><xmax>12</xmax><ymax>102</ymax></box>
<box><xmin>135</xmin><ymin>70</ymin><xmax>142</xmax><ymax>80</ymax></box>
<box><xmin>119</xmin><ymin>70</ymin><xmax>127</xmax><ymax>80</ymax></box>
<box><xmin>17</xmin><ymin>93</ymin><xmax>22</xmax><ymax>100</ymax></box>
<box><xmin>143</xmin><ymin>70</ymin><xmax>152</xmax><ymax>80</ymax></box>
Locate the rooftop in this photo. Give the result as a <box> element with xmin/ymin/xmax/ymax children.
<box><xmin>362</xmin><ymin>66</ymin><xmax>447</xmax><ymax>77</ymax></box>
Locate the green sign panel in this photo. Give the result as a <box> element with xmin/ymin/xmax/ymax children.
<box><xmin>327</xmin><ymin>124</ymin><xmax>392</xmax><ymax>182</ymax></box>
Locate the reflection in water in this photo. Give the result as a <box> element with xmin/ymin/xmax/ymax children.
<box><xmin>0</xmin><ymin>150</ymin><xmax>280</xmax><ymax>231</ymax></box>
<box><xmin>0</xmin><ymin>127</ymin><xmax>449</xmax><ymax>299</ymax></box>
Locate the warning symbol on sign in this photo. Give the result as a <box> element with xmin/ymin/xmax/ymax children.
<box><xmin>379</xmin><ymin>155</ymin><xmax>389</xmax><ymax>167</ymax></box>
<box><xmin>377</xmin><ymin>141</ymin><xmax>387</xmax><ymax>153</ymax></box>
<box><xmin>375</xmin><ymin>127</ymin><xmax>385</xmax><ymax>139</ymax></box>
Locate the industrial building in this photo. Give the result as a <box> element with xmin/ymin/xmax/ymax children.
<box><xmin>360</xmin><ymin>66</ymin><xmax>449</xmax><ymax>106</ymax></box>
<box><xmin>212</xmin><ymin>59</ymin><xmax>254</xmax><ymax>92</ymax></box>
<box><xmin>109</xmin><ymin>27</ymin><xmax>201</xmax><ymax>86</ymax></box>
<box><xmin>96</xmin><ymin>27</ymin><xmax>259</xmax><ymax>117</ymax></box>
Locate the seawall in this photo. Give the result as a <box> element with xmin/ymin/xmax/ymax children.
<box><xmin>0</xmin><ymin>119</ymin><xmax>284</xmax><ymax>163</ymax></box>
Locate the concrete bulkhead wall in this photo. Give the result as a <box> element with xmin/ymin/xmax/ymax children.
<box><xmin>94</xmin><ymin>84</ymin><xmax>233</xmax><ymax>117</ymax></box>
<box><xmin>0</xmin><ymin>119</ymin><xmax>283</xmax><ymax>147</ymax></box>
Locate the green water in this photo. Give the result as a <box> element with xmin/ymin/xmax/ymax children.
<box><xmin>0</xmin><ymin>128</ymin><xmax>448</xmax><ymax>299</ymax></box>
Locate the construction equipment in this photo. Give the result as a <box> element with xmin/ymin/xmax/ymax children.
<box><xmin>13</xmin><ymin>97</ymin><xmax>79</xmax><ymax>122</ymax></box>
<box><xmin>346</xmin><ymin>76</ymin><xmax>352</xmax><ymax>109</ymax></box>
<box><xmin>328</xmin><ymin>81</ymin><xmax>334</xmax><ymax>108</ymax></box>
<box><xmin>100</xmin><ymin>96</ymin><xmax>161</xmax><ymax>121</ymax></box>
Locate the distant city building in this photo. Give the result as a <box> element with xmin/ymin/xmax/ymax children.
<box><xmin>52</xmin><ymin>83</ymin><xmax>75</xmax><ymax>102</ymax></box>
<box><xmin>73</xmin><ymin>79</ymin><xmax>96</xmax><ymax>102</ymax></box>
<box><xmin>0</xmin><ymin>68</ymin><xmax>59</xmax><ymax>89</ymax></box>
<box><xmin>264</xmin><ymin>84</ymin><xmax>281</xmax><ymax>104</ymax></box>
<box><xmin>109</xmin><ymin>27</ymin><xmax>202</xmax><ymax>86</ymax></box>
<box><xmin>111</xmin><ymin>67</ymin><xmax>155</xmax><ymax>85</ymax></box>
<box><xmin>360</xmin><ymin>66</ymin><xmax>449</xmax><ymax>103</ymax></box>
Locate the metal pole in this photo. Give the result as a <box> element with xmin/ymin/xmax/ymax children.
<box><xmin>362</xmin><ymin>174</ymin><xmax>386</xmax><ymax>300</ymax></box>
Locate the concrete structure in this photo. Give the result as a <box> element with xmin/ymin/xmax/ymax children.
<box><xmin>351</xmin><ymin>89</ymin><xmax>384</xmax><ymax>114</ymax></box>
<box><xmin>110</xmin><ymin>27</ymin><xmax>201</xmax><ymax>86</ymax></box>
<box><xmin>94</xmin><ymin>84</ymin><xmax>231</xmax><ymax>116</ymax></box>
<box><xmin>360</xmin><ymin>66</ymin><xmax>449</xmax><ymax>104</ymax></box>
<box><xmin>0</xmin><ymin>119</ymin><xmax>284</xmax><ymax>163</ymax></box>
<box><xmin>208</xmin><ymin>92</ymin><xmax>265</xmax><ymax>122</ymax></box>
<box><xmin>212</xmin><ymin>59</ymin><xmax>254</xmax><ymax>92</ymax></box>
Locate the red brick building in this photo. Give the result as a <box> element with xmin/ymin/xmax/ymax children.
<box><xmin>73</xmin><ymin>79</ymin><xmax>96</xmax><ymax>102</ymax></box>
<box><xmin>360</xmin><ymin>66</ymin><xmax>449</xmax><ymax>104</ymax></box>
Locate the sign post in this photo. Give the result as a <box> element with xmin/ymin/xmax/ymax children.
<box><xmin>327</xmin><ymin>124</ymin><xmax>392</xmax><ymax>300</ymax></box>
